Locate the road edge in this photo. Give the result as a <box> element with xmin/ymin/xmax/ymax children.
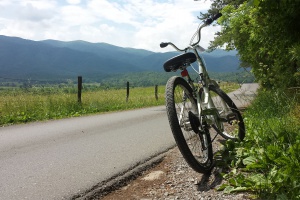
<box><xmin>71</xmin><ymin>146</ymin><xmax>175</xmax><ymax>200</ymax></box>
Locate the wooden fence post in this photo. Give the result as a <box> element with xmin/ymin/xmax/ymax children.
<box><xmin>78</xmin><ymin>76</ymin><xmax>82</xmax><ymax>103</ymax></box>
<box><xmin>126</xmin><ymin>81</ymin><xmax>129</xmax><ymax>102</ymax></box>
<box><xmin>155</xmin><ymin>85</ymin><xmax>158</xmax><ymax>101</ymax></box>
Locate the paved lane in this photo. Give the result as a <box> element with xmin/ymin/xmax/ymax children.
<box><xmin>0</xmin><ymin>107</ymin><xmax>175</xmax><ymax>200</ymax></box>
<box><xmin>227</xmin><ymin>83</ymin><xmax>259</xmax><ymax>108</ymax></box>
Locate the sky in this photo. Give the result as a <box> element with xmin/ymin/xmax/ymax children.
<box><xmin>0</xmin><ymin>0</ymin><xmax>220</xmax><ymax>52</ymax></box>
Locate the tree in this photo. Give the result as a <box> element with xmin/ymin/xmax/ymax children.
<box><xmin>199</xmin><ymin>0</ymin><xmax>245</xmax><ymax>20</ymax></box>
<box><xmin>204</xmin><ymin>0</ymin><xmax>300</xmax><ymax>89</ymax></box>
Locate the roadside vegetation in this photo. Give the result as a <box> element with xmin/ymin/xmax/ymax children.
<box><xmin>202</xmin><ymin>0</ymin><xmax>300</xmax><ymax>199</ymax></box>
<box><xmin>218</xmin><ymin>88</ymin><xmax>300</xmax><ymax>199</ymax></box>
<box><xmin>0</xmin><ymin>82</ymin><xmax>239</xmax><ymax>126</ymax></box>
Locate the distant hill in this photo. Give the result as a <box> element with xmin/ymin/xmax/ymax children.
<box><xmin>0</xmin><ymin>35</ymin><xmax>242</xmax><ymax>83</ymax></box>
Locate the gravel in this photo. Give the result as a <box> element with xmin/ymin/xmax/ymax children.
<box><xmin>101</xmin><ymin>146</ymin><xmax>252</xmax><ymax>200</ymax></box>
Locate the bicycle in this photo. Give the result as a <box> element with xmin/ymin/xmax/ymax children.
<box><xmin>160</xmin><ymin>13</ymin><xmax>245</xmax><ymax>174</ymax></box>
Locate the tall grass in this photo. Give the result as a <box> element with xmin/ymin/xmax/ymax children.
<box><xmin>0</xmin><ymin>86</ymin><xmax>165</xmax><ymax>125</ymax></box>
<box><xmin>0</xmin><ymin>83</ymin><xmax>239</xmax><ymax>126</ymax></box>
<box><xmin>219</xmin><ymin>89</ymin><xmax>300</xmax><ymax>199</ymax></box>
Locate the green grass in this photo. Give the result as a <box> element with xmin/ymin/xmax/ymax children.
<box><xmin>0</xmin><ymin>82</ymin><xmax>239</xmax><ymax>126</ymax></box>
<box><xmin>218</xmin><ymin>88</ymin><xmax>300</xmax><ymax>199</ymax></box>
<box><xmin>0</xmin><ymin>86</ymin><xmax>164</xmax><ymax>125</ymax></box>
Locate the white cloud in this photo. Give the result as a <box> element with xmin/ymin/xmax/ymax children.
<box><xmin>19</xmin><ymin>0</ymin><xmax>57</xmax><ymax>9</ymax></box>
<box><xmin>87</xmin><ymin>0</ymin><xmax>138</xmax><ymax>26</ymax></box>
<box><xmin>130</xmin><ymin>0</ymin><xmax>218</xmax><ymax>52</ymax></box>
<box><xmin>0</xmin><ymin>0</ymin><xmax>218</xmax><ymax>52</ymax></box>
<box><xmin>60</xmin><ymin>5</ymin><xmax>97</xmax><ymax>26</ymax></box>
<box><xmin>66</xmin><ymin>0</ymin><xmax>81</xmax><ymax>5</ymax></box>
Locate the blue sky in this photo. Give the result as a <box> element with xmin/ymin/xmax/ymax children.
<box><xmin>0</xmin><ymin>0</ymin><xmax>220</xmax><ymax>52</ymax></box>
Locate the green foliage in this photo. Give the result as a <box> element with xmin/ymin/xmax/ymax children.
<box><xmin>218</xmin><ymin>89</ymin><xmax>300</xmax><ymax>199</ymax></box>
<box><xmin>199</xmin><ymin>0</ymin><xmax>245</xmax><ymax>20</ymax></box>
<box><xmin>208</xmin><ymin>0</ymin><xmax>300</xmax><ymax>89</ymax></box>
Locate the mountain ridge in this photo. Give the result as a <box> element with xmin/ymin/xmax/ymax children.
<box><xmin>0</xmin><ymin>35</ymin><xmax>241</xmax><ymax>83</ymax></box>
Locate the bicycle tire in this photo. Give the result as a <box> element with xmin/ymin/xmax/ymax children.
<box><xmin>200</xmin><ymin>85</ymin><xmax>245</xmax><ymax>141</ymax></box>
<box><xmin>165</xmin><ymin>76</ymin><xmax>213</xmax><ymax>174</ymax></box>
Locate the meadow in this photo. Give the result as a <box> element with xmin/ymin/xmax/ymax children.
<box><xmin>0</xmin><ymin>82</ymin><xmax>239</xmax><ymax>126</ymax></box>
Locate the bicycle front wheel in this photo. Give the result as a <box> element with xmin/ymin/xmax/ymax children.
<box><xmin>165</xmin><ymin>76</ymin><xmax>213</xmax><ymax>174</ymax></box>
<box><xmin>200</xmin><ymin>85</ymin><xmax>245</xmax><ymax>141</ymax></box>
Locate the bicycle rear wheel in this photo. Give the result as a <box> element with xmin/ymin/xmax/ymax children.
<box><xmin>165</xmin><ymin>76</ymin><xmax>213</xmax><ymax>174</ymax></box>
<box><xmin>200</xmin><ymin>85</ymin><xmax>245</xmax><ymax>141</ymax></box>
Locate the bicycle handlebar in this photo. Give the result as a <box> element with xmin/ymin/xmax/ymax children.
<box><xmin>160</xmin><ymin>13</ymin><xmax>222</xmax><ymax>51</ymax></box>
<box><xmin>160</xmin><ymin>42</ymin><xmax>189</xmax><ymax>51</ymax></box>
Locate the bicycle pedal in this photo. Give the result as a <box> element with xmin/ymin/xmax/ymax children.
<box><xmin>202</xmin><ymin>108</ymin><xmax>218</xmax><ymax>115</ymax></box>
<box><xmin>218</xmin><ymin>117</ymin><xmax>227</xmax><ymax>122</ymax></box>
<box><xmin>226</xmin><ymin>113</ymin><xmax>238</xmax><ymax>124</ymax></box>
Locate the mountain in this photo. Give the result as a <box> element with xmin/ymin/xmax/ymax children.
<box><xmin>0</xmin><ymin>35</ymin><xmax>242</xmax><ymax>83</ymax></box>
<box><xmin>0</xmin><ymin>36</ymin><xmax>143</xmax><ymax>81</ymax></box>
<box><xmin>41</xmin><ymin>40</ymin><xmax>156</xmax><ymax>70</ymax></box>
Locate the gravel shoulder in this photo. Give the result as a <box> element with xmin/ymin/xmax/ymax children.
<box><xmin>100</xmin><ymin>146</ymin><xmax>252</xmax><ymax>200</ymax></box>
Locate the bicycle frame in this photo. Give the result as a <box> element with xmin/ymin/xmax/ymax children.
<box><xmin>162</xmin><ymin>23</ymin><xmax>228</xmax><ymax>132</ymax></box>
<box><xmin>191</xmin><ymin>47</ymin><xmax>224</xmax><ymax>132</ymax></box>
<box><xmin>161</xmin><ymin>13</ymin><xmax>244</xmax><ymax>173</ymax></box>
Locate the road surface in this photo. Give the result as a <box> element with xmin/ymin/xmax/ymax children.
<box><xmin>0</xmin><ymin>83</ymin><xmax>258</xmax><ymax>200</ymax></box>
<box><xmin>227</xmin><ymin>83</ymin><xmax>259</xmax><ymax>108</ymax></box>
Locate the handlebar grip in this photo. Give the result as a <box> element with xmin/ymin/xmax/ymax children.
<box><xmin>212</xmin><ymin>13</ymin><xmax>222</xmax><ymax>21</ymax></box>
<box><xmin>160</xmin><ymin>42</ymin><xmax>169</xmax><ymax>48</ymax></box>
<box><xmin>205</xmin><ymin>18</ymin><xmax>213</xmax><ymax>25</ymax></box>
<box><xmin>205</xmin><ymin>13</ymin><xmax>222</xmax><ymax>25</ymax></box>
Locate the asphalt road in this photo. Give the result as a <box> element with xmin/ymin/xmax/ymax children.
<box><xmin>0</xmin><ymin>83</ymin><xmax>258</xmax><ymax>200</ymax></box>
<box><xmin>0</xmin><ymin>107</ymin><xmax>175</xmax><ymax>200</ymax></box>
<box><xmin>227</xmin><ymin>83</ymin><xmax>259</xmax><ymax>108</ymax></box>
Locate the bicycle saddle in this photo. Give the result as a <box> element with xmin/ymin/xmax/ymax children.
<box><xmin>163</xmin><ymin>52</ymin><xmax>197</xmax><ymax>72</ymax></box>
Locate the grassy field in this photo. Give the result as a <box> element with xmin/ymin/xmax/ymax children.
<box><xmin>0</xmin><ymin>82</ymin><xmax>240</xmax><ymax>126</ymax></box>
